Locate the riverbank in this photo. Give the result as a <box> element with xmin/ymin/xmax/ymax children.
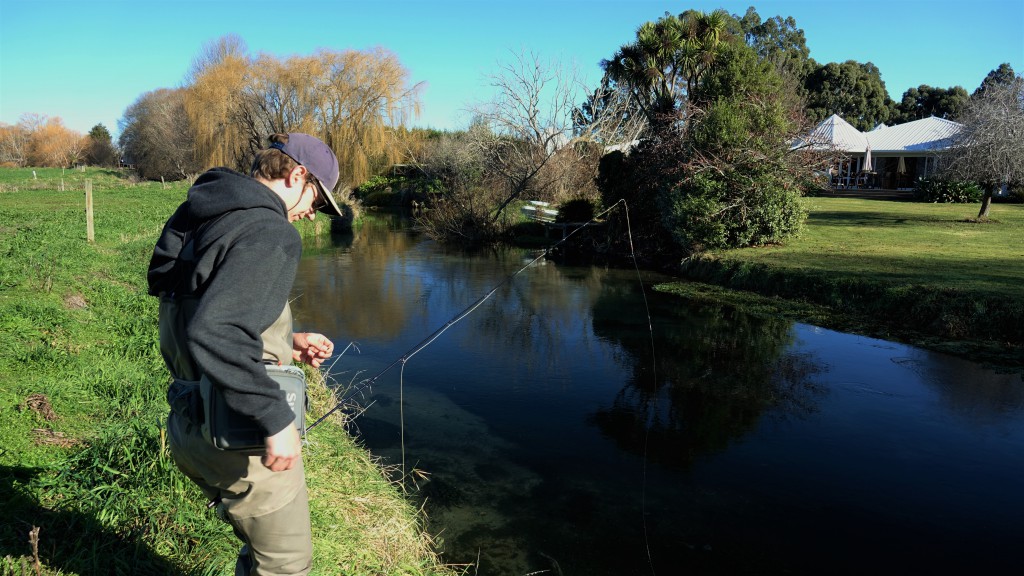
<box><xmin>0</xmin><ymin>168</ymin><xmax>455</xmax><ymax>575</ymax></box>
<box><xmin>658</xmin><ymin>197</ymin><xmax>1024</xmax><ymax>368</ymax></box>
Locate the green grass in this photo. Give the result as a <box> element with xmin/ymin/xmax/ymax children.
<box><xmin>663</xmin><ymin>197</ymin><xmax>1024</xmax><ymax>365</ymax></box>
<box><xmin>719</xmin><ymin>198</ymin><xmax>1023</xmax><ymax>298</ymax></box>
<box><xmin>0</xmin><ymin>167</ymin><xmax>456</xmax><ymax>575</ymax></box>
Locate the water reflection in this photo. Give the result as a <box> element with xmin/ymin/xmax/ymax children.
<box><xmin>590</xmin><ymin>291</ymin><xmax>827</xmax><ymax>470</ymax></box>
<box><xmin>291</xmin><ymin>215</ymin><xmax>1024</xmax><ymax>576</ymax></box>
<box><xmin>295</xmin><ymin>215</ymin><xmax>426</xmax><ymax>341</ymax></box>
<box><xmin>898</xmin><ymin>353</ymin><xmax>1024</xmax><ymax>425</ymax></box>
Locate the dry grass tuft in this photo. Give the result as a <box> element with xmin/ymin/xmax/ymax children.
<box><xmin>22</xmin><ymin>394</ymin><xmax>58</xmax><ymax>421</ymax></box>
<box><xmin>63</xmin><ymin>293</ymin><xmax>88</xmax><ymax>309</ymax></box>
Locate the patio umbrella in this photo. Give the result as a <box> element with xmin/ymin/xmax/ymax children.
<box><xmin>897</xmin><ymin>156</ymin><xmax>906</xmax><ymax>174</ymax></box>
<box><xmin>864</xmin><ymin>145</ymin><xmax>873</xmax><ymax>171</ymax></box>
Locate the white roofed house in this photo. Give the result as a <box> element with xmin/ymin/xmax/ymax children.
<box><xmin>795</xmin><ymin>114</ymin><xmax>963</xmax><ymax>191</ymax></box>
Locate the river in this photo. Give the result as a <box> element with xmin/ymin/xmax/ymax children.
<box><xmin>290</xmin><ymin>214</ymin><xmax>1024</xmax><ymax>576</ymax></box>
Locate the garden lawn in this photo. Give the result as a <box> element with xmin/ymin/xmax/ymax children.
<box><xmin>664</xmin><ymin>197</ymin><xmax>1024</xmax><ymax>365</ymax></box>
<box><xmin>721</xmin><ymin>197</ymin><xmax>1023</xmax><ymax>299</ymax></box>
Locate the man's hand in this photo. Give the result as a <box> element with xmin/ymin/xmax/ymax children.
<box><xmin>292</xmin><ymin>332</ymin><xmax>334</xmax><ymax>368</ymax></box>
<box><xmin>262</xmin><ymin>424</ymin><xmax>302</xmax><ymax>471</ymax></box>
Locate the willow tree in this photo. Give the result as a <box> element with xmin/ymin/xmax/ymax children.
<box><xmin>315</xmin><ymin>47</ymin><xmax>421</xmax><ymax>187</ymax></box>
<box><xmin>184</xmin><ymin>36</ymin><xmax>421</xmax><ymax>190</ymax></box>
<box><xmin>27</xmin><ymin>117</ymin><xmax>87</xmax><ymax>167</ymax></box>
<box><xmin>183</xmin><ymin>35</ymin><xmax>254</xmax><ymax>169</ymax></box>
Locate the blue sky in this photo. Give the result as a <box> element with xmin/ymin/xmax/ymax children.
<box><xmin>1</xmin><ymin>0</ymin><xmax>1021</xmax><ymax>137</ymax></box>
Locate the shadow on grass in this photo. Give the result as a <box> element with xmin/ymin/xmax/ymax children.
<box><xmin>806</xmin><ymin>211</ymin><xmax>964</xmax><ymax>226</ymax></box>
<box><xmin>0</xmin><ymin>464</ymin><xmax>189</xmax><ymax>576</ymax></box>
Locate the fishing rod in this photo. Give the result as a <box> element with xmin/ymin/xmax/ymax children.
<box><xmin>304</xmin><ymin>198</ymin><xmax>631</xmax><ymax>434</ymax></box>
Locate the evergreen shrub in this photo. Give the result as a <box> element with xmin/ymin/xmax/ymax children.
<box><xmin>354</xmin><ymin>175</ymin><xmax>403</xmax><ymax>207</ymax></box>
<box><xmin>913</xmin><ymin>177</ymin><xmax>983</xmax><ymax>203</ymax></box>
<box><xmin>556</xmin><ymin>198</ymin><xmax>596</xmax><ymax>223</ymax></box>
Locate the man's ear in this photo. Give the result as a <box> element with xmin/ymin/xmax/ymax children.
<box><xmin>287</xmin><ymin>165</ymin><xmax>307</xmax><ymax>188</ymax></box>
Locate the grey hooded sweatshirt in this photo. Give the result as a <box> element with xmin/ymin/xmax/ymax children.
<box><xmin>148</xmin><ymin>168</ymin><xmax>301</xmax><ymax>437</ymax></box>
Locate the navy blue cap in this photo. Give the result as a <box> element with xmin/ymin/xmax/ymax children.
<box><xmin>271</xmin><ymin>133</ymin><xmax>343</xmax><ymax>217</ymax></box>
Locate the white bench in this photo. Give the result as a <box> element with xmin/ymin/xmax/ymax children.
<box><xmin>520</xmin><ymin>200</ymin><xmax>558</xmax><ymax>223</ymax></box>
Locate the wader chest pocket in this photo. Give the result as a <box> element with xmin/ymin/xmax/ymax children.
<box><xmin>199</xmin><ymin>365</ymin><xmax>307</xmax><ymax>451</ymax></box>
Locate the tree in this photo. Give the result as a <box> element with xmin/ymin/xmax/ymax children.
<box><xmin>573</xmin><ymin>77</ymin><xmax>647</xmax><ymax>146</ymax></box>
<box><xmin>893</xmin><ymin>85</ymin><xmax>969</xmax><ymax>123</ymax></box>
<box><xmin>941</xmin><ymin>73</ymin><xmax>1024</xmax><ymax>218</ymax></box>
<box><xmin>601</xmin><ymin>9</ymin><xmax>732</xmax><ymax>126</ymax></box>
<box><xmin>183</xmin><ymin>35</ymin><xmax>254</xmax><ymax>170</ymax></box>
<box><xmin>663</xmin><ymin>41</ymin><xmax>807</xmax><ymax>253</ymax></box>
<box><xmin>315</xmin><ymin>48</ymin><xmax>423</xmax><ymax>187</ymax></box>
<box><xmin>85</xmin><ymin>124</ymin><xmax>118</xmax><ymax>166</ymax></box>
<box><xmin>0</xmin><ymin>122</ymin><xmax>30</xmax><ymax>167</ymax></box>
<box><xmin>11</xmin><ymin>115</ymin><xmax>87</xmax><ymax>167</ymax></box>
<box><xmin>411</xmin><ymin>124</ymin><xmax>499</xmax><ymax>245</ymax></box>
<box><xmin>184</xmin><ymin>36</ymin><xmax>423</xmax><ymax>189</ymax></box>
<box><xmin>39</xmin><ymin>120</ymin><xmax>88</xmax><ymax>167</ymax></box>
<box><xmin>737</xmin><ymin>7</ymin><xmax>815</xmax><ymax>84</ymax></box>
<box><xmin>119</xmin><ymin>88</ymin><xmax>200</xmax><ymax>180</ymax></box>
<box><xmin>437</xmin><ymin>51</ymin><xmax>630</xmax><ymax>240</ymax></box>
<box><xmin>972</xmin><ymin>63</ymin><xmax>1016</xmax><ymax>99</ymax></box>
<box><xmin>804</xmin><ymin>60</ymin><xmax>894</xmax><ymax>130</ymax></box>
<box><xmin>599</xmin><ymin>40</ymin><xmax>809</xmax><ymax>261</ymax></box>
<box><xmin>734</xmin><ymin>8</ymin><xmax>813</xmax><ymax>130</ymax></box>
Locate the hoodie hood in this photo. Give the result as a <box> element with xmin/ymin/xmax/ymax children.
<box><xmin>187</xmin><ymin>167</ymin><xmax>286</xmax><ymax>220</ymax></box>
<box><xmin>147</xmin><ymin>168</ymin><xmax>291</xmax><ymax>297</ymax></box>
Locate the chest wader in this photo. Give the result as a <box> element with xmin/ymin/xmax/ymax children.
<box><xmin>161</xmin><ymin>298</ymin><xmax>314</xmax><ymax>576</ymax></box>
<box><xmin>159</xmin><ymin>209</ymin><xmax>306</xmax><ymax>450</ymax></box>
<box><xmin>162</xmin><ymin>297</ymin><xmax>306</xmax><ymax>450</ymax></box>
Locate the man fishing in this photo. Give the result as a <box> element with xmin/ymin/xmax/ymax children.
<box><xmin>148</xmin><ymin>133</ymin><xmax>344</xmax><ymax>575</ymax></box>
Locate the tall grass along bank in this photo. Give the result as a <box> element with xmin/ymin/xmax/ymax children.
<box><xmin>664</xmin><ymin>197</ymin><xmax>1024</xmax><ymax>366</ymax></box>
<box><xmin>0</xmin><ymin>168</ymin><xmax>454</xmax><ymax>575</ymax></box>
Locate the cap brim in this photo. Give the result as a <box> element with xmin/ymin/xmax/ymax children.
<box><xmin>315</xmin><ymin>182</ymin><xmax>345</xmax><ymax>218</ymax></box>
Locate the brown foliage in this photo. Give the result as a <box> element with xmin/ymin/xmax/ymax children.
<box><xmin>184</xmin><ymin>35</ymin><xmax>423</xmax><ymax>190</ymax></box>
<box><xmin>0</xmin><ymin>114</ymin><xmax>86</xmax><ymax>167</ymax></box>
<box><xmin>22</xmin><ymin>393</ymin><xmax>58</xmax><ymax>421</ymax></box>
<box><xmin>31</xmin><ymin>118</ymin><xmax>88</xmax><ymax>167</ymax></box>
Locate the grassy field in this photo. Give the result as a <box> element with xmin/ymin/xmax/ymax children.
<box><xmin>661</xmin><ymin>196</ymin><xmax>1024</xmax><ymax>365</ymax></box>
<box><xmin>721</xmin><ymin>197</ymin><xmax>1022</xmax><ymax>298</ymax></box>
<box><xmin>0</xmin><ymin>167</ymin><xmax>455</xmax><ymax>575</ymax></box>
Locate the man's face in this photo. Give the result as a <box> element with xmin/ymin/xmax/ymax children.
<box><xmin>287</xmin><ymin>179</ymin><xmax>324</xmax><ymax>222</ymax></box>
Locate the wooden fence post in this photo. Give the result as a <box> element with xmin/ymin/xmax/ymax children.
<box><xmin>85</xmin><ymin>179</ymin><xmax>95</xmax><ymax>243</ymax></box>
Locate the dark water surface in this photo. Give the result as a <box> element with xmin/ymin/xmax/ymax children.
<box><xmin>291</xmin><ymin>215</ymin><xmax>1024</xmax><ymax>576</ymax></box>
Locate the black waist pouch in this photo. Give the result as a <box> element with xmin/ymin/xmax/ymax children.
<box><xmin>199</xmin><ymin>365</ymin><xmax>307</xmax><ymax>451</ymax></box>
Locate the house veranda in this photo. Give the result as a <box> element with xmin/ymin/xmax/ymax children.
<box><xmin>795</xmin><ymin>114</ymin><xmax>962</xmax><ymax>192</ymax></box>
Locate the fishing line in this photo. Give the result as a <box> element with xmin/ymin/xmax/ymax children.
<box><xmin>306</xmin><ymin>198</ymin><xmax>660</xmax><ymax>572</ymax></box>
<box><xmin>620</xmin><ymin>204</ymin><xmax>660</xmax><ymax>576</ymax></box>
<box><xmin>306</xmin><ymin>198</ymin><xmax>630</xmax><ymax>435</ymax></box>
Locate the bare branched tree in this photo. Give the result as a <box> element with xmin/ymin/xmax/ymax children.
<box><xmin>471</xmin><ymin>50</ymin><xmax>646</xmax><ymax>224</ymax></box>
<box><xmin>0</xmin><ymin>121</ymin><xmax>31</xmax><ymax>167</ymax></box>
<box><xmin>120</xmin><ymin>88</ymin><xmax>199</xmax><ymax>180</ymax></box>
<box><xmin>574</xmin><ymin>78</ymin><xmax>648</xmax><ymax>146</ymax></box>
<box><xmin>941</xmin><ymin>74</ymin><xmax>1024</xmax><ymax>218</ymax></box>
